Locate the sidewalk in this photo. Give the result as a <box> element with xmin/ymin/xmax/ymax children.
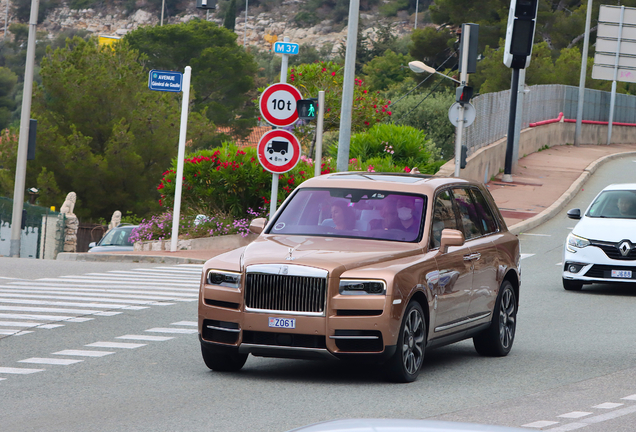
<box><xmin>59</xmin><ymin>143</ymin><xmax>636</xmax><ymax>264</ymax></box>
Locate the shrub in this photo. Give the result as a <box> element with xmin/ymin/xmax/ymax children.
<box><xmin>327</xmin><ymin>123</ymin><xmax>444</xmax><ymax>174</ymax></box>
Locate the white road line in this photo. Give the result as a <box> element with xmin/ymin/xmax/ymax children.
<box><xmin>519</xmin><ymin>233</ymin><xmax>552</xmax><ymax>237</ymax></box>
<box><xmin>558</xmin><ymin>412</ymin><xmax>592</xmax><ymax>419</ymax></box>
<box><xmin>146</xmin><ymin>327</ymin><xmax>198</xmax><ymax>334</ymax></box>
<box><xmin>593</xmin><ymin>402</ymin><xmax>623</xmax><ymax>409</ymax></box>
<box><xmin>621</xmin><ymin>394</ymin><xmax>636</xmax><ymax>400</ymax></box>
<box><xmin>65</xmin><ymin>317</ymin><xmax>94</xmax><ymax>322</ymax></box>
<box><xmin>0</xmin><ymin>292</ymin><xmax>158</xmax><ymax>305</ymax></box>
<box><xmin>0</xmin><ymin>298</ymin><xmax>134</xmax><ymax>309</ymax></box>
<box><xmin>53</xmin><ymin>350</ymin><xmax>114</xmax><ymax>357</ymax></box>
<box><xmin>0</xmin><ymin>284</ymin><xmax>198</xmax><ymax>298</ymax></box>
<box><xmin>0</xmin><ymin>313</ymin><xmax>76</xmax><ymax>321</ymax></box>
<box><xmin>8</xmin><ymin>282</ymin><xmax>198</xmax><ymax>293</ymax></box>
<box><xmin>556</xmin><ymin>262</ymin><xmax>563</xmax><ymax>266</ymax></box>
<box><xmin>85</xmin><ymin>272</ymin><xmax>200</xmax><ymax>279</ymax></box>
<box><xmin>38</xmin><ymin>324</ymin><xmax>65</xmax><ymax>329</ymax></box>
<box><xmin>116</xmin><ymin>335</ymin><xmax>174</xmax><ymax>341</ymax></box>
<box><xmin>0</xmin><ymin>305</ymin><xmax>101</xmax><ymax>314</ymax></box>
<box><xmin>40</xmin><ymin>278</ymin><xmax>195</xmax><ymax>287</ymax></box>
<box><xmin>547</xmin><ymin>405</ymin><xmax>636</xmax><ymax>431</ymax></box>
<box><xmin>0</xmin><ymin>329</ymin><xmax>33</xmax><ymax>335</ymax></box>
<box><xmin>171</xmin><ymin>321</ymin><xmax>197</xmax><ymax>326</ymax></box>
<box><xmin>523</xmin><ymin>420</ymin><xmax>559</xmax><ymax>428</ymax></box>
<box><xmin>18</xmin><ymin>358</ymin><xmax>83</xmax><ymax>365</ymax></box>
<box><xmin>86</xmin><ymin>341</ymin><xmax>146</xmax><ymax>349</ymax></box>
<box><xmin>93</xmin><ymin>311</ymin><xmax>122</xmax><ymax>316</ymax></box>
<box><xmin>0</xmin><ymin>367</ymin><xmax>44</xmax><ymax>374</ymax></box>
<box><xmin>520</xmin><ymin>253</ymin><xmax>535</xmax><ymax>260</ymax></box>
<box><xmin>0</xmin><ymin>321</ymin><xmax>43</xmax><ymax>327</ymax></box>
<box><xmin>60</xmin><ymin>275</ymin><xmax>199</xmax><ymax>283</ymax></box>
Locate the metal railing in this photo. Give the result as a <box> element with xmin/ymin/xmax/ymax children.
<box><xmin>463</xmin><ymin>84</ymin><xmax>636</xmax><ymax>155</ymax></box>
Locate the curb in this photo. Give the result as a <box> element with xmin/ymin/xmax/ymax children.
<box><xmin>57</xmin><ymin>252</ymin><xmax>207</xmax><ymax>264</ymax></box>
<box><xmin>508</xmin><ymin>150</ymin><xmax>636</xmax><ymax>235</ymax></box>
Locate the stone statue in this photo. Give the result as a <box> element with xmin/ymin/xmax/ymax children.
<box><xmin>60</xmin><ymin>192</ymin><xmax>76</xmax><ymax>216</ymax></box>
<box><xmin>108</xmin><ymin>210</ymin><xmax>122</xmax><ymax>231</ymax></box>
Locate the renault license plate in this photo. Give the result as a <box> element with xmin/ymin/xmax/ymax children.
<box><xmin>269</xmin><ymin>317</ymin><xmax>296</xmax><ymax>329</ymax></box>
<box><xmin>611</xmin><ymin>270</ymin><xmax>632</xmax><ymax>278</ymax></box>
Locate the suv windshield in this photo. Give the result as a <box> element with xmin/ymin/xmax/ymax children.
<box><xmin>267</xmin><ymin>188</ymin><xmax>426</xmax><ymax>242</ymax></box>
<box><xmin>587</xmin><ymin>190</ymin><xmax>636</xmax><ymax>219</ymax></box>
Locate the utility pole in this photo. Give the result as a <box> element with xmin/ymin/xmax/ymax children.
<box><xmin>10</xmin><ymin>0</ymin><xmax>39</xmax><ymax>257</ymax></box>
<box><xmin>575</xmin><ymin>0</ymin><xmax>594</xmax><ymax>147</ymax></box>
<box><xmin>336</xmin><ymin>0</ymin><xmax>359</xmax><ymax>172</ymax></box>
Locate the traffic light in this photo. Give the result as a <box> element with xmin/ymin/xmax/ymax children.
<box><xmin>456</xmin><ymin>85</ymin><xmax>473</xmax><ymax>105</ymax></box>
<box><xmin>458</xmin><ymin>23</ymin><xmax>479</xmax><ymax>75</ymax></box>
<box><xmin>504</xmin><ymin>0</ymin><xmax>539</xmax><ymax>69</ymax></box>
<box><xmin>196</xmin><ymin>0</ymin><xmax>216</xmax><ymax>9</ymax></box>
<box><xmin>297</xmin><ymin>99</ymin><xmax>318</xmax><ymax>121</ymax></box>
<box><xmin>460</xmin><ymin>145</ymin><xmax>468</xmax><ymax>169</ymax></box>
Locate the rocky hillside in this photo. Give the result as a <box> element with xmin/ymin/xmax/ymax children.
<box><xmin>0</xmin><ymin>0</ymin><xmax>416</xmax><ymax>54</ymax></box>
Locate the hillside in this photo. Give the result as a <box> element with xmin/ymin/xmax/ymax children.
<box><xmin>0</xmin><ymin>0</ymin><xmax>421</xmax><ymax>54</ymax></box>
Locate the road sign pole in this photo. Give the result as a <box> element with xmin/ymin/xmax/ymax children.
<box><xmin>607</xmin><ymin>6</ymin><xmax>625</xmax><ymax>146</ymax></box>
<box><xmin>170</xmin><ymin>66</ymin><xmax>192</xmax><ymax>252</ymax></box>
<box><xmin>269</xmin><ymin>38</ymin><xmax>292</xmax><ymax>218</ymax></box>
<box><xmin>575</xmin><ymin>0</ymin><xmax>593</xmax><ymax>147</ymax></box>
<box><xmin>454</xmin><ymin>25</ymin><xmax>470</xmax><ymax>178</ymax></box>
<box><xmin>9</xmin><ymin>0</ymin><xmax>39</xmax><ymax>257</ymax></box>
<box><xmin>315</xmin><ymin>91</ymin><xmax>325</xmax><ymax>177</ymax></box>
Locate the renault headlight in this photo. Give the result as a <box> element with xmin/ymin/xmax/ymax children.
<box><xmin>566</xmin><ymin>233</ymin><xmax>590</xmax><ymax>253</ymax></box>
<box><xmin>339</xmin><ymin>279</ymin><xmax>386</xmax><ymax>295</ymax></box>
<box><xmin>206</xmin><ymin>270</ymin><xmax>241</xmax><ymax>288</ymax></box>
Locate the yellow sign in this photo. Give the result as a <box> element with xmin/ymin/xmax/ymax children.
<box><xmin>264</xmin><ymin>34</ymin><xmax>278</xmax><ymax>50</ymax></box>
<box><xmin>98</xmin><ymin>35</ymin><xmax>121</xmax><ymax>46</ymax></box>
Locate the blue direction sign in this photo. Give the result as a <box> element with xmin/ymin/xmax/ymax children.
<box><xmin>273</xmin><ymin>41</ymin><xmax>299</xmax><ymax>55</ymax></box>
<box><xmin>148</xmin><ymin>70</ymin><xmax>183</xmax><ymax>92</ymax></box>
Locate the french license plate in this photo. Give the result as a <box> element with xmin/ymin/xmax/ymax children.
<box><xmin>611</xmin><ymin>270</ymin><xmax>632</xmax><ymax>278</ymax></box>
<box><xmin>269</xmin><ymin>317</ymin><xmax>296</xmax><ymax>329</ymax></box>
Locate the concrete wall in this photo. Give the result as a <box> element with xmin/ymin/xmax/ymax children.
<box><xmin>437</xmin><ymin>121</ymin><xmax>636</xmax><ymax>182</ymax></box>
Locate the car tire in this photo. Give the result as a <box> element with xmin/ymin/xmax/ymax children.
<box><xmin>200</xmin><ymin>343</ymin><xmax>248</xmax><ymax>372</ymax></box>
<box><xmin>386</xmin><ymin>301</ymin><xmax>426</xmax><ymax>383</ymax></box>
<box><xmin>473</xmin><ymin>280</ymin><xmax>516</xmax><ymax>357</ymax></box>
<box><xmin>562</xmin><ymin>278</ymin><xmax>583</xmax><ymax>291</ymax></box>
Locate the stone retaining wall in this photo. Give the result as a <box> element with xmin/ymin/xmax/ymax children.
<box><xmin>134</xmin><ymin>232</ymin><xmax>257</xmax><ymax>252</ymax></box>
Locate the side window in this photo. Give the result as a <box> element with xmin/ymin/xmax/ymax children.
<box><xmin>452</xmin><ymin>188</ymin><xmax>482</xmax><ymax>240</ymax></box>
<box><xmin>469</xmin><ymin>188</ymin><xmax>498</xmax><ymax>235</ymax></box>
<box><xmin>430</xmin><ymin>190</ymin><xmax>458</xmax><ymax>249</ymax></box>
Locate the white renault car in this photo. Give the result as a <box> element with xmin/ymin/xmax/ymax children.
<box><xmin>563</xmin><ymin>184</ymin><xmax>636</xmax><ymax>291</ymax></box>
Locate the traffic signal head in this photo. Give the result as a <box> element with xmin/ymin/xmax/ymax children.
<box><xmin>196</xmin><ymin>0</ymin><xmax>217</xmax><ymax>9</ymax></box>
<box><xmin>456</xmin><ymin>85</ymin><xmax>473</xmax><ymax>105</ymax></box>
<box><xmin>504</xmin><ymin>0</ymin><xmax>539</xmax><ymax>69</ymax></box>
<box><xmin>297</xmin><ymin>99</ymin><xmax>318</xmax><ymax>121</ymax></box>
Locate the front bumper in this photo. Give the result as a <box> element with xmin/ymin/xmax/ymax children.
<box><xmin>563</xmin><ymin>245</ymin><xmax>636</xmax><ymax>284</ymax></box>
<box><xmin>198</xmin><ymin>284</ymin><xmax>400</xmax><ymax>362</ymax></box>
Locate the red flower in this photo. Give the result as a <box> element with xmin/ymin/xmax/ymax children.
<box><xmin>322</xmin><ymin>68</ymin><xmax>327</xmax><ymax>72</ymax></box>
<box><xmin>363</xmin><ymin>90</ymin><xmax>367</xmax><ymax>94</ymax></box>
<box><xmin>388</xmin><ymin>111</ymin><xmax>392</xmax><ymax>116</ymax></box>
<box><xmin>331</xmin><ymin>72</ymin><xmax>336</xmax><ymax>76</ymax></box>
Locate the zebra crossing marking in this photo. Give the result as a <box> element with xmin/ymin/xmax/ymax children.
<box><xmin>53</xmin><ymin>350</ymin><xmax>114</xmax><ymax>357</ymax></box>
<box><xmin>18</xmin><ymin>358</ymin><xmax>83</xmax><ymax>365</ymax></box>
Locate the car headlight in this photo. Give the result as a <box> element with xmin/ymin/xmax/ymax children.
<box><xmin>206</xmin><ymin>270</ymin><xmax>241</xmax><ymax>288</ymax></box>
<box><xmin>339</xmin><ymin>279</ymin><xmax>386</xmax><ymax>295</ymax></box>
<box><xmin>566</xmin><ymin>233</ymin><xmax>590</xmax><ymax>253</ymax></box>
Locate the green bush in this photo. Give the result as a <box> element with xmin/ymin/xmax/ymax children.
<box><xmin>328</xmin><ymin>123</ymin><xmax>444</xmax><ymax>174</ymax></box>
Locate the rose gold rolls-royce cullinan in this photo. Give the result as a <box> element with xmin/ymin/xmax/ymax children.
<box><xmin>198</xmin><ymin>172</ymin><xmax>520</xmax><ymax>382</ymax></box>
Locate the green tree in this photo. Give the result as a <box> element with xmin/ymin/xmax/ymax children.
<box><xmin>408</xmin><ymin>26</ymin><xmax>456</xmax><ymax>70</ymax></box>
<box><xmin>363</xmin><ymin>50</ymin><xmax>412</xmax><ymax>92</ymax></box>
<box><xmin>29</xmin><ymin>37</ymin><xmax>214</xmax><ymax>219</ymax></box>
<box><xmin>124</xmin><ymin>20</ymin><xmax>258</xmax><ymax>141</ymax></box>
<box><xmin>0</xmin><ymin>68</ymin><xmax>18</xmax><ymax>130</ymax></box>
<box><xmin>224</xmin><ymin>0</ymin><xmax>237</xmax><ymax>31</ymax></box>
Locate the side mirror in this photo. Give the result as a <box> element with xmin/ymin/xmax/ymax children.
<box><xmin>567</xmin><ymin>208</ymin><xmax>581</xmax><ymax>220</ymax></box>
<box><xmin>88</xmin><ymin>242</ymin><xmax>96</xmax><ymax>249</ymax></box>
<box><xmin>440</xmin><ymin>229</ymin><xmax>465</xmax><ymax>253</ymax></box>
<box><xmin>249</xmin><ymin>218</ymin><xmax>267</xmax><ymax>235</ymax></box>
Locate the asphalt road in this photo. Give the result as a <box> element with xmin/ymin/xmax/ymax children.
<box><xmin>1</xmin><ymin>155</ymin><xmax>636</xmax><ymax>432</ymax></box>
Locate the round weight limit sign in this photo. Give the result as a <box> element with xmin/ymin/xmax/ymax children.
<box><xmin>259</xmin><ymin>83</ymin><xmax>303</xmax><ymax>127</ymax></box>
<box><xmin>257</xmin><ymin>129</ymin><xmax>301</xmax><ymax>174</ymax></box>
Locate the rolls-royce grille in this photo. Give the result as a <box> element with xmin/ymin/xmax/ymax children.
<box><xmin>245</xmin><ymin>273</ymin><xmax>327</xmax><ymax>313</ymax></box>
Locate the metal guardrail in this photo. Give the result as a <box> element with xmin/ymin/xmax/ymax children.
<box><xmin>463</xmin><ymin>84</ymin><xmax>636</xmax><ymax>155</ymax></box>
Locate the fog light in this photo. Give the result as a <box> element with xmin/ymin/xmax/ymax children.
<box><xmin>567</xmin><ymin>263</ymin><xmax>583</xmax><ymax>274</ymax></box>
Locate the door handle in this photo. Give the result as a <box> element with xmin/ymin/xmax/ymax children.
<box><xmin>463</xmin><ymin>253</ymin><xmax>481</xmax><ymax>261</ymax></box>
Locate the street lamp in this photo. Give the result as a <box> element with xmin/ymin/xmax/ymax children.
<box><xmin>408</xmin><ymin>61</ymin><xmax>461</xmax><ymax>84</ymax></box>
